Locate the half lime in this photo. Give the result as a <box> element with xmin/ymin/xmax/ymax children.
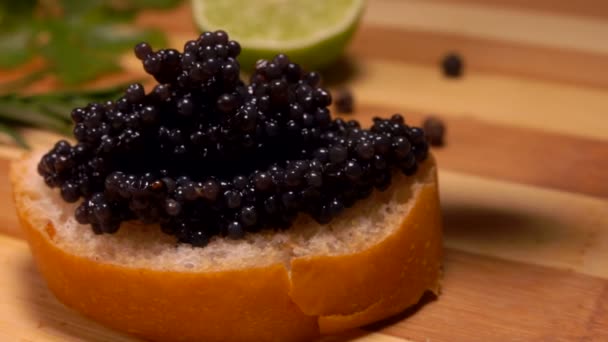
<box><xmin>191</xmin><ymin>0</ymin><xmax>365</xmax><ymax>70</ymax></box>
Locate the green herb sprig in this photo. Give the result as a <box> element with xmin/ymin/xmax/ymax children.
<box><xmin>0</xmin><ymin>0</ymin><xmax>182</xmax><ymax>85</ymax></box>
<box><xmin>0</xmin><ymin>83</ymin><xmax>133</xmax><ymax>148</ymax></box>
<box><xmin>0</xmin><ymin>0</ymin><xmax>183</xmax><ymax>148</ymax></box>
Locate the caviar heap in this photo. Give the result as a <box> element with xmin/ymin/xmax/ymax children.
<box><xmin>37</xmin><ymin>31</ymin><xmax>429</xmax><ymax>246</ymax></box>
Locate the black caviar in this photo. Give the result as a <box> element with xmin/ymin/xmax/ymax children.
<box><xmin>335</xmin><ymin>88</ymin><xmax>354</xmax><ymax>114</ymax></box>
<box><xmin>441</xmin><ymin>53</ymin><xmax>464</xmax><ymax>78</ymax></box>
<box><xmin>37</xmin><ymin>31</ymin><xmax>429</xmax><ymax>246</ymax></box>
<box><xmin>423</xmin><ymin>116</ymin><xmax>445</xmax><ymax>146</ymax></box>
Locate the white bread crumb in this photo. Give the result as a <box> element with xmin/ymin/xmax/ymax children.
<box><xmin>18</xmin><ymin>151</ymin><xmax>433</xmax><ymax>272</ymax></box>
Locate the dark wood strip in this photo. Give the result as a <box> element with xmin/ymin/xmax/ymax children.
<box><xmin>349</xmin><ymin>25</ymin><xmax>608</xmax><ymax>89</ymax></box>
<box><xmin>341</xmin><ymin>104</ymin><xmax>608</xmax><ymax>199</ymax></box>
<box><xmin>368</xmin><ymin>248</ymin><xmax>608</xmax><ymax>342</ymax></box>
<box><xmin>0</xmin><ymin>159</ymin><xmax>21</xmax><ymax>239</ymax></box>
<box><xmin>430</xmin><ymin>0</ymin><xmax>608</xmax><ymax>20</ymax></box>
<box><xmin>582</xmin><ymin>283</ymin><xmax>608</xmax><ymax>341</ymax></box>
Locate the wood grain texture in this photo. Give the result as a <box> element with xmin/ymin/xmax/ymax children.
<box><xmin>342</xmin><ymin>60</ymin><xmax>608</xmax><ymax>141</ymax></box>
<box><xmin>371</xmin><ymin>249</ymin><xmax>608</xmax><ymax>342</ymax></box>
<box><xmin>351</xmin><ymin>25</ymin><xmax>608</xmax><ymax>89</ymax></box>
<box><xmin>432</xmin><ymin>0</ymin><xmax>608</xmax><ymax>20</ymax></box>
<box><xmin>1</xmin><ymin>0</ymin><xmax>608</xmax><ymax>341</ymax></box>
<box><xmin>0</xmin><ymin>160</ymin><xmax>19</xmax><ymax>239</ymax></box>
<box><xmin>440</xmin><ymin>171</ymin><xmax>608</xmax><ymax>279</ymax></box>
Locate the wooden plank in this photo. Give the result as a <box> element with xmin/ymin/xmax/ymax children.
<box><xmin>0</xmin><ymin>160</ymin><xmax>19</xmax><ymax>239</ymax></box>
<box><xmin>432</xmin><ymin>117</ymin><xmax>608</xmax><ymax>199</ymax></box>
<box><xmin>351</xmin><ymin>25</ymin><xmax>608</xmax><ymax>89</ymax></box>
<box><xmin>364</xmin><ymin>0</ymin><xmax>608</xmax><ymax>55</ymax></box>
<box><xmin>345</xmin><ymin>104</ymin><xmax>608</xmax><ymax>199</ymax></box>
<box><xmin>342</xmin><ymin>60</ymin><xmax>608</xmax><ymax>141</ymax></box>
<box><xmin>356</xmin><ymin>0</ymin><xmax>608</xmax><ymax>88</ymax></box>
<box><xmin>584</xmin><ymin>283</ymin><xmax>608</xmax><ymax>341</ymax></box>
<box><xmin>430</xmin><ymin>0</ymin><xmax>608</xmax><ymax>20</ymax></box>
<box><xmin>440</xmin><ymin>170</ymin><xmax>608</xmax><ymax>279</ymax></box>
<box><xmin>370</xmin><ymin>249</ymin><xmax>608</xmax><ymax>342</ymax></box>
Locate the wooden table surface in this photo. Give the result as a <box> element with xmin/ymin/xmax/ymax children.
<box><xmin>1</xmin><ymin>1</ymin><xmax>608</xmax><ymax>341</ymax></box>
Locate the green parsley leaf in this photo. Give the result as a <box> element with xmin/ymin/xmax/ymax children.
<box><xmin>85</xmin><ymin>24</ymin><xmax>166</xmax><ymax>54</ymax></box>
<box><xmin>0</xmin><ymin>28</ymin><xmax>34</xmax><ymax>68</ymax></box>
<box><xmin>0</xmin><ymin>0</ymin><xmax>184</xmax><ymax>147</ymax></box>
<box><xmin>40</xmin><ymin>20</ymin><xmax>122</xmax><ymax>85</ymax></box>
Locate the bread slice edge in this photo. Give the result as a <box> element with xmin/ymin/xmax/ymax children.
<box><xmin>10</xmin><ymin>150</ymin><xmax>443</xmax><ymax>341</ymax></box>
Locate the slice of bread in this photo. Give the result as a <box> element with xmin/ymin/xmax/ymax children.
<box><xmin>11</xmin><ymin>149</ymin><xmax>443</xmax><ymax>342</ymax></box>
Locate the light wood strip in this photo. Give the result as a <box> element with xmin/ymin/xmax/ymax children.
<box><xmin>346</xmin><ymin>104</ymin><xmax>608</xmax><ymax>199</ymax></box>
<box><xmin>430</xmin><ymin>0</ymin><xmax>608</xmax><ymax>20</ymax></box>
<box><xmin>344</xmin><ymin>59</ymin><xmax>608</xmax><ymax>140</ymax></box>
<box><xmin>0</xmin><ymin>160</ymin><xmax>19</xmax><ymax>239</ymax></box>
<box><xmin>364</xmin><ymin>0</ymin><xmax>608</xmax><ymax>55</ymax></box>
<box><xmin>440</xmin><ymin>170</ymin><xmax>608</xmax><ymax>279</ymax></box>
<box><xmin>371</xmin><ymin>249</ymin><xmax>608</xmax><ymax>342</ymax></box>
<box><xmin>350</xmin><ymin>25</ymin><xmax>608</xmax><ymax>89</ymax></box>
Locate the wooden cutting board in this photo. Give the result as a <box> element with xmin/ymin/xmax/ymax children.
<box><xmin>1</xmin><ymin>1</ymin><xmax>607</xmax><ymax>341</ymax></box>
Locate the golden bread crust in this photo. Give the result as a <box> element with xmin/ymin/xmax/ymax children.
<box><xmin>11</xmin><ymin>154</ymin><xmax>442</xmax><ymax>342</ymax></box>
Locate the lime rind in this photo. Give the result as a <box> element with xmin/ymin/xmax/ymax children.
<box><xmin>191</xmin><ymin>0</ymin><xmax>365</xmax><ymax>70</ymax></box>
<box><xmin>237</xmin><ymin>14</ymin><xmax>362</xmax><ymax>71</ymax></box>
